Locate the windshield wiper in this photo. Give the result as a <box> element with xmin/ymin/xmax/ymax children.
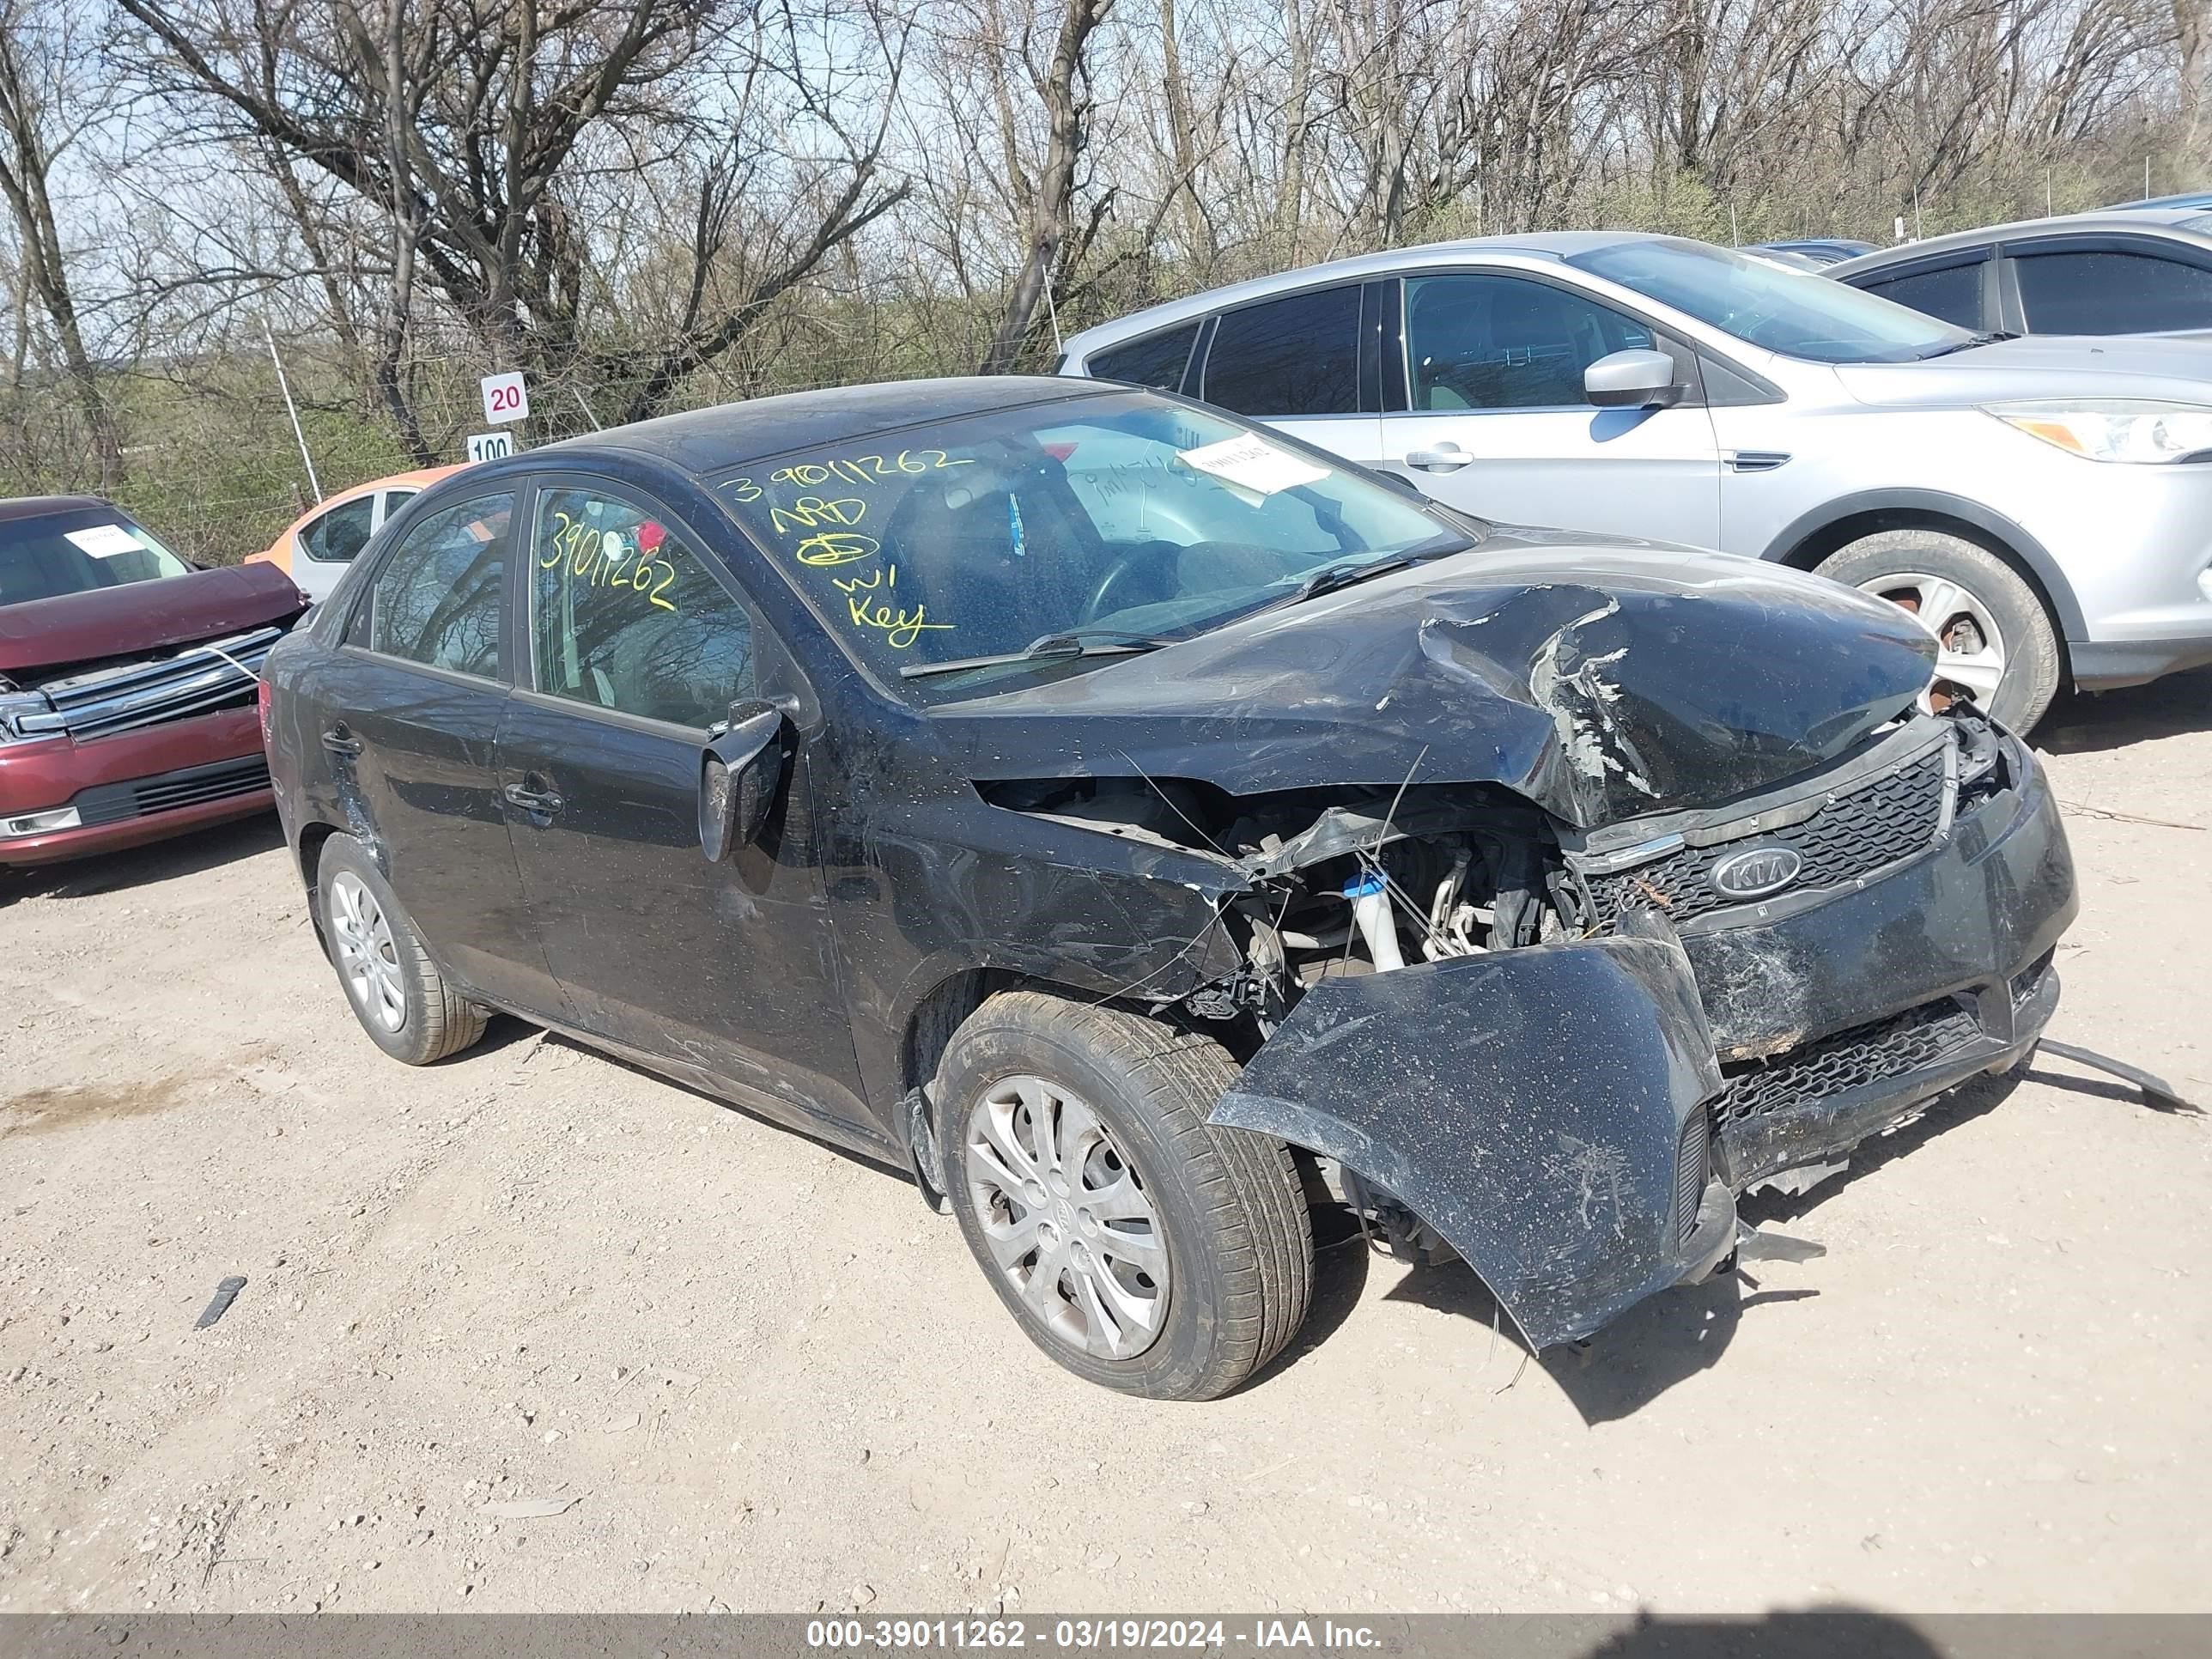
<box><xmin>897</xmin><ymin>629</ymin><xmax>1174</xmax><ymax>681</ymax></box>
<box><xmin>1917</xmin><ymin>331</ymin><xmax>2018</xmax><ymax>359</ymax></box>
<box><xmin>1255</xmin><ymin>538</ymin><xmax>1473</xmax><ymax>615</ymax></box>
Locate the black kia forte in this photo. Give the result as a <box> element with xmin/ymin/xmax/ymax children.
<box><xmin>263</xmin><ymin>378</ymin><xmax>2076</xmax><ymax>1400</ymax></box>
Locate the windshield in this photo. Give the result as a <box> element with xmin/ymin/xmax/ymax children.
<box><xmin>712</xmin><ymin>391</ymin><xmax>1466</xmax><ymax>701</ymax></box>
<box><xmin>0</xmin><ymin>507</ymin><xmax>193</xmax><ymax>607</ymax></box>
<box><xmin>1567</xmin><ymin>238</ymin><xmax>1978</xmax><ymax>363</ymax></box>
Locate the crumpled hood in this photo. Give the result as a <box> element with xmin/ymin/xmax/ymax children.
<box><xmin>934</xmin><ymin>530</ymin><xmax>1936</xmax><ymax>830</ymax></box>
<box><xmin>0</xmin><ymin>561</ymin><xmax>306</xmax><ymax>678</ymax></box>
<box><xmin>1834</xmin><ymin>332</ymin><xmax>2212</xmax><ymax>408</ymax></box>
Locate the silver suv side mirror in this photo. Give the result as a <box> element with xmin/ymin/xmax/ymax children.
<box><xmin>1585</xmin><ymin>349</ymin><xmax>1683</xmax><ymax>410</ymax></box>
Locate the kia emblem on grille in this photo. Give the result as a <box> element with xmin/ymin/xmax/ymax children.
<box><xmin>1711</xmin><ymin>845</ymin><xmax>1803</xmax><ymax>901</ymax></box>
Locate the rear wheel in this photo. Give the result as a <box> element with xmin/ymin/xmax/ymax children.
<box><xmin>938</xmin><ymin>991</ymin><xmax>1313</xmax><ymax>1400</ymax></box>
<box><xmin>316</xmin><ymin>834</ymin><xmax>488</xmax><ymax>1065</ymax></box>
<box><xmin>1814</xmin><ymin>529</ymin><xmax>2061</xmax><ymax>730</ymax></box>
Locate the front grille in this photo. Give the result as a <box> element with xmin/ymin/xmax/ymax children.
<box><xmin>20</xmin><ymin>626</ymin><xmax>283</xmax><ymax>741</ymax></box>
<box><xmin>1712</xmin><ymin>994</ymin><xmax>1984</xmax><ymax>1129</ymax></box>
<box><xmin>1673</xmin><ymin>1110</ymin><xmax>1709</xmax><ymax>1241</ymax></box>
<box><xmin>1584</xmin><ymin>747</ymin><xmax>1948</xmax><ymax>928</ymax></box>
<box><xmin>71</xmin><ymin>755</ymin><xmax>271</xmax><ymax>828</ymax></box>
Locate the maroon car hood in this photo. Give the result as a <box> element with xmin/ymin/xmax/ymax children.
<box><xmin>0</xmin><ymin>562</ymin><xmax>307</xmax><ymax>677</ymax></box>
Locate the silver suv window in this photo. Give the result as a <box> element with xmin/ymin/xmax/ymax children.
<box><xmin>1406</xmin><ymin>274</ymin><xmax>1655</xmax><ymax>410</ymax></box>
<box><xmin>1201</xmin><ymin>285</ymin><xmax>1361</xmax><ymax>416</ymax></box>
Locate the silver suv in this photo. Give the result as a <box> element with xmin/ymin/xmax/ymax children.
<box><xmin>1059</xmin><ymin>232</ymin><xmax>2212</xmax><ymax>728</ymax></box>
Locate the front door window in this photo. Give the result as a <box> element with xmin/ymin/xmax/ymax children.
<box><xmin>1404</xmin><ymin>274</ymin><xmax>1656</xmax><ymax>410</ymax></box>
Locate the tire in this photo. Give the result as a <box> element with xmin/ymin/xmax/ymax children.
<box><xmin>1814</xmin><ymin>529</ymin><xmax>2062</xmax><ymax>731</ymax></box>
<box><xmin>938</xmin><ymin>991</ymin><xmax>1313</xmax><ymax>1401</ymax></box>
<box><xmin>315</xmin><ymin>834</ymin><xmax>489</xmax><ymax>1066</ymax></box>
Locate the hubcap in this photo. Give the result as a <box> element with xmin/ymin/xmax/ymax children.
<box><xmin>329</xmin><ymin>872</ymin><xmax>407</xmax><ymax>1034</ymax></box>
<box><xmin>1857</xmin><ymin>572</ymin><xmax>2007</xmax><ymax>711</ymax></box>
<box><xmin>963</xmin><ymin>1075</ymin><xmax>1169</xmax><ymax>1360</ymax></box>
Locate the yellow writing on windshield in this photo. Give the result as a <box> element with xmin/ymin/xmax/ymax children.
<box><xmin>833</xmin><ymin>565</ymin><xmax>951</xmax><ymax>649</ymax></box>
<box><xmin>726</xmin><ymin>451</ymin><xmax>973</xmax><ymax>649</ymax></box>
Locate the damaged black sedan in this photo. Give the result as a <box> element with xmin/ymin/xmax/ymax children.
<box><xmin>263</xmin><ymin>379</ymin><xmax>2077</xmax><ymax>1400</ymax></box>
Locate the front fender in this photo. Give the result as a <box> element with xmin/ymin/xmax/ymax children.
<box><xmin>1208</xmin><ymin>934</ymin><xmax>1729</xmax><ymax>1349</ymax></box>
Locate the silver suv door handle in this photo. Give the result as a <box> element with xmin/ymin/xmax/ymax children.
<box><xmin>1404</xmin><ymin>443</ymin><xmax>1474</xmax><ymax>473</ymax></box>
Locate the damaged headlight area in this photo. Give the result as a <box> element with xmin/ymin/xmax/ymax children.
<box><xmin>975</xmin><ymin>698</ymin><xmax>2073</xmax><ymax>1352</ymax></box>
<box><xmin>976</xmin><ymin>773</ymin><xmax>1580</xmax><ymax>1018</ymax></box>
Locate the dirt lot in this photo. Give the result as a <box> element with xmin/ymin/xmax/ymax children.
<box><xmin>3</xmin><ymin>677</ymin><xmax>2209</xmax><ymax>1619</ymax></box>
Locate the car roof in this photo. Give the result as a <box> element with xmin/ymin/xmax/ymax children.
<box><xmin>2107</xmin><ymin>191</ymin><xmax>2212</xmax><ymax>210</ymax></box>
<box><xmin>1832</xmin><ymin>210</ymin><xmax>2212</xmax><ymax>275</ymax></box>
<box><xmin>0</xmin><ymin>494</ymin><xmax>114</xmax><ymax>523</ymax></box>
<box><xmin>541</xmin><ymin>376</ymin><xmax>1107</xmax><ymax>475</ymax></box>
<box><xmin>1059</xmin><ymin>231</ymin><xmax>1670</xmax><ymax>360</ymax></box>
<box><xmin>306</xmin><ymin>465</ymin><xmax>465</xmax><ymax>511</ymax></box>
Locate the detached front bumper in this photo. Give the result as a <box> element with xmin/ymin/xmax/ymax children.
<box><xmin>1209</xmin><ymin>734</ymin><xmax>2075</xmax><ymax>1351</ymax></box>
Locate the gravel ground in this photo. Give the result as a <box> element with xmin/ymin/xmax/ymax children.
<box><xmin>2</xmin><ymin>675</ymin><xmax>2208</xmax><ymax>1617</ymax></box>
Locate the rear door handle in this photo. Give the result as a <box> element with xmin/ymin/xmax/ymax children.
<box><xmin>321</xmin><ymin>724</ymin><xmax>362</xmax><ymax>757</ymax></box>
<box><xmin>1403</xmin><ymin>443</ymin><xmax>1474</xmax><ymax>473</ymax></box>
<box><xmin>501</xmin><ymin>780</ymin><xmax>563</xmax><ymax>817</ymax></box>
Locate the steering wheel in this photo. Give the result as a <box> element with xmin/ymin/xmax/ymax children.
<box><xmin>1080</xmin><ymin>541</ymin><xmax>1176</xmax><ymax>623</ymax></box>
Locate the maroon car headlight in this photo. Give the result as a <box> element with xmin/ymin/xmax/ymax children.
<box><xmin>0</xmin><ymin>689</ymin><xmax>56</xmax><ymax>744</ymax></box>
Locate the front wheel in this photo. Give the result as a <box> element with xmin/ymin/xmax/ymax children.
<box><xmin>1814</xmin><ymin>529</ymin><xmax>2062</xmax><ymax>730</ymax></box>
<box><xmin>938</xmin><ymin>992</ymin><xmax>1313</xmax><ymax>1400</ymax></box>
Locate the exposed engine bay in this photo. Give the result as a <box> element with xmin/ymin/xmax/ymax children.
<box><xmin>982</xmin><ymin>705</ymin><xmax>2014</xmax><ymax>1040</ymax></box>
<box><xmin>973</xmin><ymin>700</ymin><xmax>2071</xmax><ymax>1347</ymax></box>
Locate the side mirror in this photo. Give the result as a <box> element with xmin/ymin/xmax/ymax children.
<box><xmin>1584</xmin><ymin>349</ymin><xmax>1682</xmax><ymax>410</ymax></box>
<box><xmin>699</xmin><ymin>697</ymin><xmax>787</xmax><ymax>862</ymax></box>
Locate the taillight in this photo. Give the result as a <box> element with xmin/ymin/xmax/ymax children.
<box><xmin>257</xmin><ymin>677</ymin><xmax>273</xmax><ymax>746</ymax></box>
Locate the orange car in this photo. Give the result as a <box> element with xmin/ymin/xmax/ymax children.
<box><xmin>246</xmin><ymin>465</ymin><xmax>464</xmax><ymax>603</ymax></box>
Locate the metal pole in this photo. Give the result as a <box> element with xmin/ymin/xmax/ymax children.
<box><xmin>572</xmin><ymin>386</ymin><xmax>603</xmax><ymax>431</ymax></box>
<box><xmin>262</xmin><ymin>318</ymin><xmax>322</xmax><ymax>501</ymax></box>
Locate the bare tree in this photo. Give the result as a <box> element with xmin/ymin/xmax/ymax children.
<box><xmin>114</xmin><ymin>0</ymin><xmax>909</xmax><ymax>433</ymax></box>
<box><xmin>977</xmin><ymin>0</ymin><xmax>1118</xmax><ymax>371</ymax></box>
<box><xmin>0</xmin><ymin>0</ymin><xmax>121</xmax><ymax>485</ymax></box>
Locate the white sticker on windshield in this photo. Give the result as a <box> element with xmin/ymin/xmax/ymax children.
<box><xmin>64</xmin><ymin>524</ymin><xmax>146</xmax><ymax>558</ymax></box>
<box><xmin>1176</xmin><ymin>434</ymin><xmax>1329</xmax><ymax>498</ymax></box>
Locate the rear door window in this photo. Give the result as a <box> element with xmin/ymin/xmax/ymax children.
<box><xmin>1200</xmin><ymin>286</ymin><xmax>1361</xmax><ymax>416</ymax></box>
<box><xmin>1856</xmin><ymin>260</ymin><xmax>1986</xmax><ymax>330</ymax></box>
<box><xmin>357</xmin><ymin>493</ymin><xmax>511</xmax><ymax>679</ymax></box>
<box><xmin>1087</xmin><ymin>322</ymin><xmax>1200</xmax><ymax>392</ymax></box>
<box><xmin>301</xmin><ymin>495</ymin><xmax>376</xmax><ymax>564</ymax></box>
<box><xmin>2013</xmin><ymin>248</ymin><xmax>2212</xmax><ymax>333</ymax></box>
<box><xmin>529</xmin><ymin>485</ymin><xmax>756</xmax><ymax>727</ymax></box>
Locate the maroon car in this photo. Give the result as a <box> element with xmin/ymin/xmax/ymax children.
<box><xmin>0</xmin><ymin>495</ymin><xmax>307</xmax><ymax>866</ymax></box>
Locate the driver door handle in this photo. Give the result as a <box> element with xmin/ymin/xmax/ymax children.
<box><xmin>1403</xmin><ymin>443</ymin><xmax>1474</xmax><ymax>473</ymax></box>
<box><xmin>502</xmin><ymin>779</ymin><xmax>563</xmax><ymax>817</ymax></box>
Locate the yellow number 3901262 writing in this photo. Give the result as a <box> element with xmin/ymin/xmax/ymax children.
<box><xmin>540</xmin><ymin>511</ymin><xmax>679</xmax><ymax>612</ymax></box>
